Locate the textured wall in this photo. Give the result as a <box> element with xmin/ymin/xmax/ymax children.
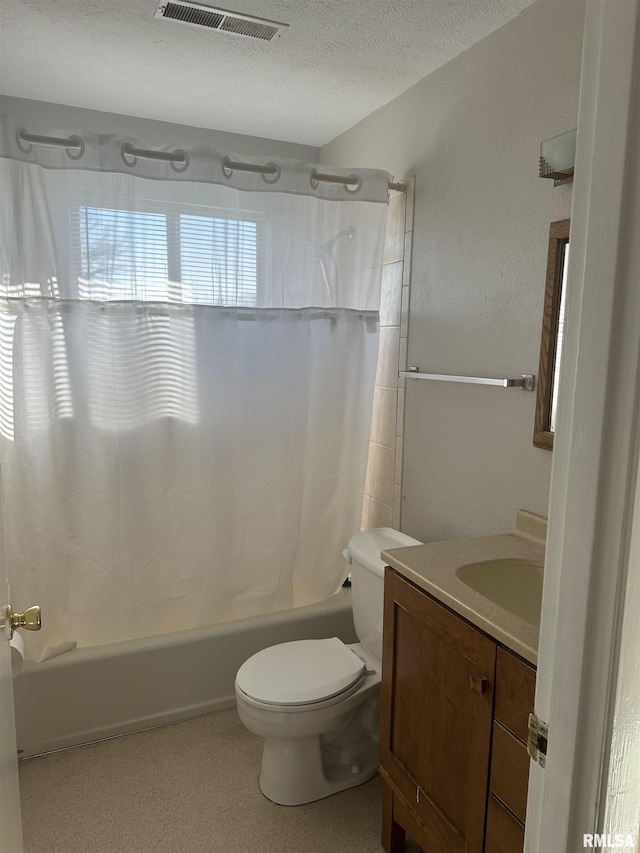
<box><xmin>0</xmin><ymin>96</ymin><xmax>319</xmax><ymax>161</ymax></box>
<box><xmin>321</xmin><ymin>0</ymin><xmax>585</xmax><ymax>542</ymax></box>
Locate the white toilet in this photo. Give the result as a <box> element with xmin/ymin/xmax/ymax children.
<box><xmin>235</xmin><ymin>527</ymin><xmax>421</xmax><ymax>805</ymax></box>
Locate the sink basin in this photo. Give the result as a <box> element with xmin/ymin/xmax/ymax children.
<box><xmin>456</xmin><ymin>558</ymin><xmax>544</xmax><ymax>627</ymax></box>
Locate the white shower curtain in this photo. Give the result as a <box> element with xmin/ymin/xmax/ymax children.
<box><xmin>0</xmin><ymin>116</ymin><xmax>389</xmax><ymax>659</ymax></box>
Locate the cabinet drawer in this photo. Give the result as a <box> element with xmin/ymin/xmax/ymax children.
<box><xmin>495</xmin><ymin>648</ymin><xmax>536</xmax><ymax>743</ymax></box>
<box><xmin>489</xmin><ymin>723</ymin><xmax>530</xmax><ymax>823</ymax></box>
<box><xmin>485</xmin><ymin>794</ymin><xmax>524</xmax><ymax>853</ymax></box>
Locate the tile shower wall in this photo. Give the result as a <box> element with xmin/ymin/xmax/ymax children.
<box><xmin>362</xmin><ymin>178</ymin><xmax>415</xmax><ymax>531</ymax></box>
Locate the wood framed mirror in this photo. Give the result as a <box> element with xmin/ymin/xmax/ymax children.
<box><xmin>534</xmin><ymin>218</ymin><xmax>570</xmax><ymax>450</ymax></box>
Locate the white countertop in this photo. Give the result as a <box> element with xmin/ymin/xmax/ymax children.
<box><xmin>381</xmin><ymin>511</ymin><xmax>546</xmax><ymax>665</ymax></box>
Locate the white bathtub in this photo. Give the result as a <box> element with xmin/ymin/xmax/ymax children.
<box><xmin>13</xmin><ymin>589</ymin><xmax>357</xmax><ymax>758</ymax></box>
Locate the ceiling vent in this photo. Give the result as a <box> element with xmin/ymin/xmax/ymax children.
<box><xmin>154</xmin><ymin>2</ymin><xmax>288</xmax><ymax>41</ymax></box>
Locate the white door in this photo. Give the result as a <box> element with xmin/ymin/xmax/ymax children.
<box><xmin>0</xmin><ymin>554</ymin><xmax>23</xmax><ymax>849</ymax></box>
<box><xmin>0</xmin><ymin>608</ymin><xmax>22</xmax><ymax>853</ymax></box>
<box><xmin>525</xmin><ymin>0</ymin><xmax>640</xmax><ymax>849</ymax></box>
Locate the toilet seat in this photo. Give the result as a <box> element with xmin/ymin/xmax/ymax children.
<box><xmin>235</xmin><ymin>637</ymin><xmax>366</xmax><ymax>706</ymax></box>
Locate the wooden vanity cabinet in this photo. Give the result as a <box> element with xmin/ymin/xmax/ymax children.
<box><xmin>379</xmin><ymin>568</ymin><xmax>496</xmax><ymax>853</ymax></box>
<box><xmin>380</xmin><ymin>568</ymin><xmax>536</xmax><ymax>853</ymax></box>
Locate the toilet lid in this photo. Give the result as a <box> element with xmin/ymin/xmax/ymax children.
<box><xmin>236</xmin><ymin>637</ymin><xmax>366</xmax><ymax>706</ymax></box>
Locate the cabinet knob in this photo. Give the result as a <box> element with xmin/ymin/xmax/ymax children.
<box><xmin>469</xmin><ymin>673</ymin><xmax>488</xmax><ymax>696</ymax></box>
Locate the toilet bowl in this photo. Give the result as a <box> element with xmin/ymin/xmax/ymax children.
<box><xmin>235</xmin><ymin>527</ymin><xmax>422</xmax><ymax>806</ymax></box>
<box><xmin>236</xmin><ymin>638</ymin><xmax>381</xmax><ymax>805</ymax></box>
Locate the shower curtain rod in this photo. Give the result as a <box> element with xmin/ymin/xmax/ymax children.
<box><xmin>16</xmin><ymin>130</ymin><xmax>406</xmax><ymax>193</ymax></box>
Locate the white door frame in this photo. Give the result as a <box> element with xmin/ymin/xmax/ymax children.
<box><xmin>526</xmin><ymin>0</ymin><xmax>640</xmax><ymax>849</ymax></box>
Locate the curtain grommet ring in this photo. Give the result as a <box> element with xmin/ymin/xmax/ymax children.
<box><xmin>170</xmin><ymin>150</ymin><xmax>189</xmax><ymax>173</ymax></box>
<box><xmin>15</xmin><ymin>130</ymin><xmax>33</xmax><ymax>154</ymax></box>
<box><xmin>65</xmin><ymin>136</ymin><xmax>85</xmax><ymax>161</ymax></box>
<box><xmin>121</xmin><ymin>143</ymin><xmax>137</xmax><ymax>168</ymax></box>
<box><xmin>344</xmin><ymin>174</ymin><xmax>362</xmax><ymax>194</ymax></box>
<box><xmin>310</xmin><ymin>168</ymin><xmax>319</xmax><ymax>190</ymax></box>
<box><xmin>261</xmin><ymin>162</ymin><xmax>281</xmax><ymax>184</ymax></box>
<box><xmin>222</xmin><ymin>156</ymin><xmax>234</xmax><ymax>179</ymax></box>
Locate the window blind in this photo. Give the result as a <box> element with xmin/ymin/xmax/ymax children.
<box><xmin>77</xmin><ymin>204</ymin><xmax>262</xmax><ymax>305</ymax></box>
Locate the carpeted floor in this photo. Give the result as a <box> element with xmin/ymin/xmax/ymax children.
<box><xmin>19</xmin><ymin>708</ymin><xmax>421</xmax><ymax>853</ymax></box>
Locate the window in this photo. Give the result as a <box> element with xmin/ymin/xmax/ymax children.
<box><xmin>77</xmin><ymin>203</ymin><xmax>263</xmax><ymax>306</ymax></box>
<box><xmin>0</xmin><ymin>201</ymin><xmax>267</xmax><ymax>440</ymax></box>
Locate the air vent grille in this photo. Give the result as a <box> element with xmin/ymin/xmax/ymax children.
<box><xmin>155</xmin><ymin>2</ymin><xmax>288</xmax><ymax>41</ymax></box>
<box><xmin>219</xmin><ymin>16</ymin><xmax>279</xmax><ymax>41</ymax></box>
<box><xmin>162</xmin><ymin>2</ymin><xmax>224</xmax><ymax>29</ymax></box>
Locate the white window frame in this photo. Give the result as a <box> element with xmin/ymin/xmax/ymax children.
<box><xmin>72</xmin><ymin>196</ymin><xmax>268</xmax><ymax>307</ymax></box>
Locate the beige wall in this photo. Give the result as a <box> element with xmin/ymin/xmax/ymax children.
<box><xmin>322</xmin><ymin>0</ymin><xmax>585</xmax><ymax>542</ymax></box>
<box><xmin>0</xmin><ymin>96</ymin><xmax>319</xmax><ymax>162</ymax></box>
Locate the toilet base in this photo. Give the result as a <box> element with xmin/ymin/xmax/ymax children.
<box><xmin>258</xmin><ymin>732</ymin><xmax>379</xmax><ymax>806</ymax></box>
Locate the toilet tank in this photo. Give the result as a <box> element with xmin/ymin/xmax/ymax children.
<box><xmin>347</xmin><ymin>528</ymin><xmax>422</xmax><ymax>662</ymax></box>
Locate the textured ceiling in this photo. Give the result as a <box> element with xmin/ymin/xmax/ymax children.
<box><xmin>0</xmin><ymin>0</ymin><xmax>535</xmax><ymax>146</ymax></box>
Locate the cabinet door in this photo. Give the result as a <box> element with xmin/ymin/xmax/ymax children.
<box><xmin>380</xmin><ymin>569</ymin><xmax>496</xmax><ymax>853</ymax></box>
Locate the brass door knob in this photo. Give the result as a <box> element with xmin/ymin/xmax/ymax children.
<box><xmin>7</xmin><ymin>605</ymin><xmax>41</xmax><ymax>637</ymax></box>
